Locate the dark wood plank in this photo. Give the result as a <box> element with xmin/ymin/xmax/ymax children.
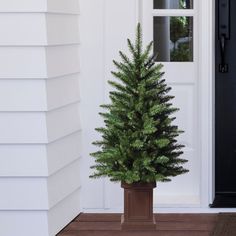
<box><xmin>57</xmin><ymin>213</ymin><xmax>218</xmax><ymax>236</ymax></box>
<box><xmin>63</xmin><ymin>221</ymin><xmax>215</xmax><ymax>231</ymax></box>
<box><xmin>63</xmin><ymin>222</ymin><xmax>121</xmax><ymax>231</ymax></box>
<box><xmin>77</xmin><ymin>213</ymin><xmax>121</xmax><ymax>222</ymax></box>
<box><xmin>77</xmin><ymin>213</ymin><xmax>218</xmax><ymax>223</ymax></box>
<box><xmin>155</xmin><ymin>214</ymin><xmax>218</xmax><ymax>222</ymax></box>
<box><xmin>59</xmin><ymin>230</ymin><xmax>211</xmax><ymax>236</ymax></box>
<box><xmin>212</xmin><ymin>213</ymin><xmax>236</xmax><ymax>236</ymax></box>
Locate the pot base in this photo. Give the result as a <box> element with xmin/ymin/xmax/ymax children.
<box><xmin>121</xmin><ymin>214</ymin><xmax>156</xmax><ymax>230</ymax></box>
<box><xmin>121</xmin><ymin>182</ymin><xmax>156</xmax><ymax>231</ymax></box>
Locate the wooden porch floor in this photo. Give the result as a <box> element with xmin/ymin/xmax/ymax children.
<box><xmin>57</xmin><ymin>213</ymin><xmax>218</xmax><ymax>236</ymax></box>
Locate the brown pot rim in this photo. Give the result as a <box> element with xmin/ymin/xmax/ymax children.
<box><xmin>121</xmin><ymin>181</ymin><xmax>156</xmax><ymax>189</ymax></box>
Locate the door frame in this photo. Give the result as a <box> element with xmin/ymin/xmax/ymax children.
<box><xmin>198</xmin><ymin>0</ymin><xmax>215</xmax><ymax>207</ymax></box>
<box><xmin>140</xmin><ymin>0</ymin><xmax>215</xmax><ymax>208</ymax></box>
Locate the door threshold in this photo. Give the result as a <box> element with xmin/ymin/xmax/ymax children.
<box><xmin>210</xmin><ymin>194</ymin><xmax>236</xmax><ymax>208</ymax></box>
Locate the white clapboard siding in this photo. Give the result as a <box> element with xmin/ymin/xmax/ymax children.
<box><xmin>48</xmin><ymin>159</ymin><xmax>81</xmax><ymax>208</ymax></box>
<box><xmin>0</xmin><ymin>189</ymin><xmax>80</xmax><ymax>236</ymax></box>
<box><xmin>47</xmin><ymin>0</ymin><xmax>80</xmax><ymax>14</ymax></box>
<box><xmin>0</xmin><ymin>160</ymin><xmax>80</xmax><ymax>210</ymax></box>
<box><xmin>48</xmin><ymin>189</ymin><xmax>81</xmax><ymax>236</ymax></box>
<box><xmin>0</xmin><ymin>13</ymin><xmax>79</xmax><ymax>46</ymax></box>
<box><xmin>0</xmin><ymin>0</ymin><xmax>48</xmax><ymax>13</ymax></box>
<box><xmin>0</xmin><ymin>211</ymin><xmax>49</xmax><ymax>236</ymax></box>
<box><xmin>0</xmin><ymin>79</ymin><xmax>47</xmax><ymax>111</ymax></box>
<box><xmin>0</xmin><ymin>0</ymin><xmax>79</xmax><ymax>14</ymax></box>
<box><xmin>0</xmin><ymin>112</ymin><xmax>48</xmax><ymax>144</ymax></box>
<box><xmin>0</xmin><ymin>144</ymin><xmax>48</xmax><ymax>176</ymax></box>
<box><xmin>46</xmin><ymin>45</ymin><xmax>80</xmax><ymax>78</ymax></box>
<box><xmin>0</xmin><ymin>46</ymin><xmax>80</xmax><ymax>79</ymax></box>
<box><xmin>0</xmin><ymin>74</ymin><xmax>80</xmax><ymax>111</ymax></box>
<box><xmin>0</xmin><ymin>13</ymin><xmax>47</xmax><ymax>45</ymax></box>
<box><xmin>0</xmin><ymin>132</ymin><xmax>81</xmax><ymax>177</ymax></box>
<box><xmin>0</xmin><ymin>47</ymin><xmax>47</xmax><ymax>79</ymax></box>
<box><xmin>46</xmin><ymin>14</ymin><xmax>80</xmax><ymax>45</ymax></box>
<box><xmin>46</xmin><ymin>74</ymin><xmax>80</xmax><ymax>110</ymax></box>
<box><xmin>0</xmin><ymin>104</ymin><xmax>80</xmax><ymax>144</ymax></box>
<box><xmin>46</xmin><ymin>103</ymin><xmax>81</xmax><ymax>142</ymax></box>
<box><xmin>0</xmin><ymin>177</ymin><xmax>48</xmax><ymax>210</ymax></box>
<box><xmin>0</xmin><ymin>1</ymin><xmax>81</xmax><ymax>236</ymax></box>
<box><xmin>47</xmin><ymin>131</ymin><xmax>82</xmax><ymax>176</ymax></box>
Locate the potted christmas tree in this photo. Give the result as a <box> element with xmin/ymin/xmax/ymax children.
<box><xmin>90</xmin><ymin>23</ymin><xmax>188</xmax><ymax>230</ymax></box>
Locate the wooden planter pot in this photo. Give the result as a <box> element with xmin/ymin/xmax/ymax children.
<box><xmin>121</xmin><ymin>182</ymin><xmax>156</xmax><ymax>230</ymax></box>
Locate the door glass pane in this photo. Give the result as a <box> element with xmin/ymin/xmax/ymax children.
<box><xmin>153</xmin><ymin>16</ymin><xmax>193</xmax><ymax>62</ymax></box>
<box><xmin>154</xmin><ymin>0</ymin><xmax>193</xmax><ymax>9</ymax></box>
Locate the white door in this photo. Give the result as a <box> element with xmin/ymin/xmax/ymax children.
<box><xmin>80</xmin><ymin>0</ymin><xmax>214</xmax><ymax>212</ymax></box>
<box><xmin>142</xmin><ymin>0</ymin><xmax>200</xmax><ymax>207</ymax></box>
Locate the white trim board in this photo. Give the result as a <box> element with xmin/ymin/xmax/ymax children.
<box><xmin>83</xmin><ymin>207</ymin><xmax>236</xmax><ymax>214</ymax></box>
<box><xmin>198</xmin><ymin>0</ymin><xmax>215</xmax><ymax>207</ymax></box>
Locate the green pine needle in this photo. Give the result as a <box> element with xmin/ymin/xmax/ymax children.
<box><xmin>90</xmin><ymin>23</ymin><xmax>188</xmax><ymax>184</ymax></box>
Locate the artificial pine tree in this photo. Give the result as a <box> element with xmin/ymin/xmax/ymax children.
<box><xmin>90</xmin><ymin>23</ymin><xmax>188</xmax><ymax>184</ymax></box>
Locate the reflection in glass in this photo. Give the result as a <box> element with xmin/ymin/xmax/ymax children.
<box><xmin>154</xmin><ymin>0</ymin><xmax>193</xmax><ymax>9</ymax></box>
<box><xmin>153</xmin><ymin>16</ymin><xmax>193</xmax><ymax>62</ymax></box>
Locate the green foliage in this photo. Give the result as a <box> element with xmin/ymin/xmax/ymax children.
<box><xmin>90</xmin><ymin>23</ymin><xmax>188</xmax><ymax>184</ymax></box>
<box><xmin>170</xmin><ymin>16</ymin><xmax>193</xmax><ymax>61</ymax></box>
<box><xmin>171</xmin><ymin>43</ymin><xmax>192</xmax><ymax>61</ymax></box>
<box><xmin>180</xmin><ymin>0</ymin><xmax>187</xmax><ymax>9</ymax></box>
<box><xmin>170</xmin><ymin>17</ymin><xmax>188</xmax><ymax>45</ymax></box>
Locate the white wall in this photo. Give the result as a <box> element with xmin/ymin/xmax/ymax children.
<box><xmin>80</xmin><ymin>0</ymin><xmax>138</xmax><ymax>210</ymax></box>
<box><xmin>0</xmin><ymin>1</ymin><xmax>81</xmax><ymax>236</ymax></box>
